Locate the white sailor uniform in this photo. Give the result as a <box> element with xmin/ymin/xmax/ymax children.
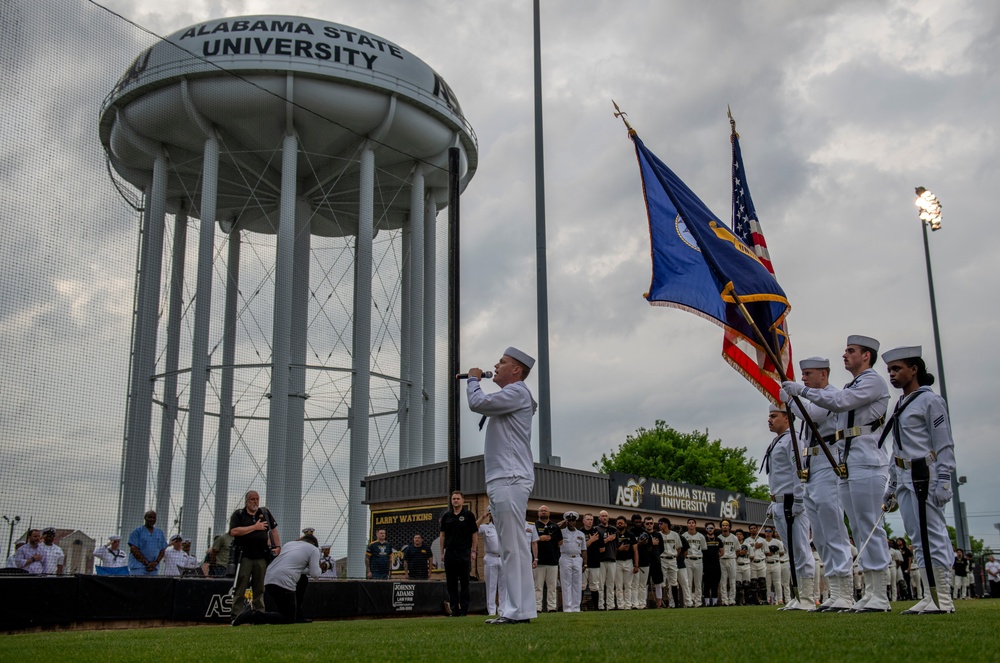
<box><xmin>787</xmin><ymin>367</ymin><xmax>891</xmax><ymax>611</ymax></box>
<box><xmin>764</xmin><ymin>428</ymin><xmax>815</xmax><ymax>608</ymax></box>
<box><xmin>887</xmin><ymin>384</ymin><xmax>957</xmax><ymax>613</ymax></box>
<box><xmin>559</xmin><ymin>527</ymin><xmax>587</xmax><ymax>612</ymax></box>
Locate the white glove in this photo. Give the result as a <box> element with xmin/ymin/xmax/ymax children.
<box><xmin>766</xmin><ymin>502</ymin><xmax>776</xmax><ymax>517</ymax></box>
<box><xmin>791</xmin><ymin>497</ymin><xmax>804</xmax><ymax>517</ymax></box>
<box><xmin>882</xmin><ymin>484</ymin><xmax>899</xmax><ymax>512</ymax></box>
<box><xmin>781</xmin><ymin>381</ymin><xmax>804</xmax><ymax>398</ymax></box>
<box><xmin>932</xmin><ymin>474</ymin><xmax>953</xmax><ymax>507</ymax></box>
<box><xmin>778</xmin><ymin>388</ymin><xmax>790</xmax><ymax>404</ymax></box>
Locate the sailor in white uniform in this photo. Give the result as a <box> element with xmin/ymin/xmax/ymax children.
<box><xmin>784</xmin><ymin>356</ymin><xmax>855</xmax><ymax>611</ymax></box>
<box><xmin>762</xmin><ymin>404</ymin><xmax>814</xmax><ymax>610</ymax></box>
<box><xmin>558</xmin><ymin>512</ymin><xmax>587</xmax><ymax>612</ymax></box>
<box><xmin>881</xmin><ymin>346</ymin><xmax>957</xmax><ymax>614</ymax></box>
<box><xmin>783</xmin><ymin>334</ymin><xmax>891</xmax><ymax>612</ymax></box>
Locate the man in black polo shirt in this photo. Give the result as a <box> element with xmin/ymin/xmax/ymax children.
<box><xmin>533</xmin><ymin>505</ymin><xmax>562</xmax><ymax>612</ymax></box>
<box><xmin>403</xmin><ymin>533</ymin><xmax>433</xmax><ymax>580</ymax></box>
<box><xmin>581</xmin><ymin>513</ymin><xmax>604</xmax><ymax>610</ymax></box>
<box><xmin>440</xmin><ymin>491</ymin><xmax>479</xmax><ymax>616</ymax></box>
<box><xmin>228</xmin><ymin>490</ymin><xmax>280</xmax><ymax>621</ymax></box>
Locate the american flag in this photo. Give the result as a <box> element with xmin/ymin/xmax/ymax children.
<box><xmin>722</xmin><ymin>115</ymin><xmax>793</xmax><ymax>402</ymax></box>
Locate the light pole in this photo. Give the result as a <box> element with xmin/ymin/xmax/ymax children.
<box><xmin>914</xmin><ymin>186</ymin><xmax>969</xmax><ymax>551</ymax></box>
<box><xmin>3</xmin><ymin>514</ymin><xmax>21</xmax><ymax>559</ymax></box>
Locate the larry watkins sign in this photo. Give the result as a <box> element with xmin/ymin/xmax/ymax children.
<box><xmin>609</xmin><ymin>472</ymin><xmax>745</xmax><ymax>521</ymax></box>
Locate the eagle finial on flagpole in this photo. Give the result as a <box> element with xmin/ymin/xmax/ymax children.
<box><xmin>613</xmin><ymin>100</ymin><xmax>636</xmax><ymax>137</ymax></box>
<box><xmin>728</xmin><ymin>104</ymin><xmax>739</xmax><ymax>141</ymax></box>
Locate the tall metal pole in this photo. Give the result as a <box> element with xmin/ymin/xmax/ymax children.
<box><xmin>919</xmin><ymin>197</ymin><xmax>968</xmax><ymax>551</ymax></box>
<box><xmin>533</xmin><ymin>0</ymin><xmax>552</xmax><ymax>465</ymax></box>
<box><xmin>447</xmin><ymin>147</ymin><xmax>461</xmax><ymax>493</ymax></box>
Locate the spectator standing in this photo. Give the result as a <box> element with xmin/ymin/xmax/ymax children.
<box><xmin>94</xmin><ymin>535</ymin><xmax>128</xmax><ymax>575</ymax></box>
<box><xmin>319</xmin><ymin>546</ymin><xmax>337</xmax><ymax>578</ymax></box>
<box><xmin>365</xmin><ymin>529</ymin><xmax>393</xmax><ymax>579</ymax></box>
<box><xmin>14</xmin><ymin>529</ymin><xmax>45</xmax><ymax>574</ymax></box>
<box><xmin>402</xmin><ymin>533</ymin><xmax>433</xmax><ymax>580</ymax></box>
<box><xmin>229</xmin><ymin>491</ymin><xmax>280</xmax><ymax>619</ymax></box>
<box><xmin>40</xmin><ymin>527</ymin><xmax>65</xmax><ymax>575</ymax></box>
<box><xmin>128</xmin><ymin>511</ymin><xmax>168</xmax><ymax>576</ymax></box>
<box><xmin>162</xmin><ymin>535</ymin><xmax>198</xmax><ymax>576</ymax></box>
<box><xmin>440</xmin><ymin>490</ymin><xmax>478</xmax><ymax>617</ymax></box>
<box><xmin>203</xmin><ymin>533</ymin><xmax>234</xmax><ymax>578</ymax></box>
<box><xmin>985</xmin><ymin>555</ymin><xmax>1000</xmax><ymax>598</ymax></box>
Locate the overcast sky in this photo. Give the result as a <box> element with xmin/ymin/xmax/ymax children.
<box><xmin>3</xmin><ymin>0</ymin><xmax>999</xmax><ymax>553</ymax></box>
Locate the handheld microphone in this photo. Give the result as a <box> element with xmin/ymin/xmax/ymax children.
<box><xmin>456</xmin><ymin>371</ymin><xmax>493</xmax><ymax>379</ymax></box>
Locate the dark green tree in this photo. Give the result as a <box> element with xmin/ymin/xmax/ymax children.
<box><xmin>593</xmin><ymin>420</ymin><xmax>771</xmax><ymax>499</ymax></box>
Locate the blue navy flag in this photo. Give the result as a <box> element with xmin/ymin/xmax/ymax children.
<box><xmin>632</xmin><ymin>133</ymin><xmax>791</xmax><ymax>369</ymax></box>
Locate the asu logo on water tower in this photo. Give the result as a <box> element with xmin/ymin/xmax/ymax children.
<box><xmin>615</xmin><ymin>477</ymin><xmax>647</xmax><ymax>508</ymax></box>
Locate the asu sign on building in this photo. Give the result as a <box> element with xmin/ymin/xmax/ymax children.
<box><xmin>610</xmin><ymin>472</ymin><xmax>745</xmax><ymax>521</ymax></box>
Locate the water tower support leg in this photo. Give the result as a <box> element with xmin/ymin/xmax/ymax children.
<box><xmin>121</xmin><ymin>151</ymin><xmax>168</xmax><ymax>536</ymax></box>
<box><xmin>214</xmin><ymin>229</ymin><xmax>240</xmax><ymax>536</ymax></box>
<box><xmin>348</xmin><ymin>144</ymin><xmax>375</xmax><ymax>578</ymax></box>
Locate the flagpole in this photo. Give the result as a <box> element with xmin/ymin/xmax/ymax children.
<box><xmin>533</xmin><ymin>0</ymin><xmax>553</xmax><ymax>465</ymax></box>
<box><xmin>729</xmin><ymin>292</ymin><xmax>844</xmax><ymax>479</ymax></box>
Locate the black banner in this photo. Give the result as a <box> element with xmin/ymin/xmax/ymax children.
<box><xmin>609</xmin><ymin>472</ymin><xmax>747</xmax><ymax>521</ymax></box>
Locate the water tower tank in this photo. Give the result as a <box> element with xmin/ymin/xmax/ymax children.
<box><xmin>100</xmin><ymin>15</ymin><xmax>476</xmax><ymax>574</ymax></box>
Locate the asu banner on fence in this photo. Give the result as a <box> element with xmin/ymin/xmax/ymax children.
<box><xmin>609</xmin><ymin>472</ymin><xmax>746</xmax><ymax>521</ymax></box>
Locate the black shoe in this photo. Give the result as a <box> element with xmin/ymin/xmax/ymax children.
<box><xmin>295</xmin><ymin>618</ymin><xmax>313</xmax><ymax>623</ymax></box>
<box><xmin>231</xmin><ymin>609</ymin><xmax>254</xmax><ymax>627</ymax></box>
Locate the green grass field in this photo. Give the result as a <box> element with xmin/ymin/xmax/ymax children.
<box><xmin>3</xmin><ymin>601</ymin><xmax>997</xmax><ymax>662</ymax></box>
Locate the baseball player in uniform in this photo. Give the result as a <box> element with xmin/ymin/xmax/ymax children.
<box><xmin>682</xmin><ymin>518</ymin><xmax>706</xmax><ymax>608</ymax></box>
<box><xmin>658</xmin><ymin>518</ymin><xmax>682</xmax><ymax>608</ymax></box>
<box><xmin>718</xmin><ymin>520</ymin><xmax>739</xmax><ymax>606</ymax></box>
<box><xmin>746</xmin><ymin>523</ymin><xmax>767</xmax><ymax>605</ymax></box>
<box><xmin>763</xmin><ymin>526</ymin><xmax>784</xmax><ymax>604</ymax></box>
<box><xmin>581</xmin><ymin>513</ymin><xmax>604</xmax><ymax>610</ymax></box>
<box><xmin>783</xmin><ymin>335</ymin><xmax>891</xmax><ymax>612</ymax></box>
<box><xmin>881</xmin><ymin>345</ymin><xmax>957</xmax><ymax>614</ymax></box>
<box><xmin>735</xmin><ymin>530</ymin><xmax>751</xmax><ymax>605</ymax></box>
<box><xmin>559</xmin><ymin>511</ymin><xmax>587</xmax><ymax>612</ymax></box>
<box><xmin>763</xmin><ymin>404</ymin><xmax>815</xmax><ymax>610</ymax></box>
<box><xmin>783</xmin><ymin>356</ymin><xmax>855</xmax><ymax>612</ymax></box>
<box><xmin>613</xmin><ymin>516</ymin><xmax>638</xmax><ymax>609</ymax></box>
<box><xmin>597</xmin><ymin>511</ymin><xmax>618</xmax><ymax>610</ymax></box>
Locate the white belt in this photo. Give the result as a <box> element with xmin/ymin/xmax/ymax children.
<box><xmin>894</xmin><ymin>451</ymin><xmax>936</xmax><ymax>469</ymax></box>
<box><xmin>807</xmin><ymin>446</ymin><xmax>824</xmax><ymax>456</ymax></box>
